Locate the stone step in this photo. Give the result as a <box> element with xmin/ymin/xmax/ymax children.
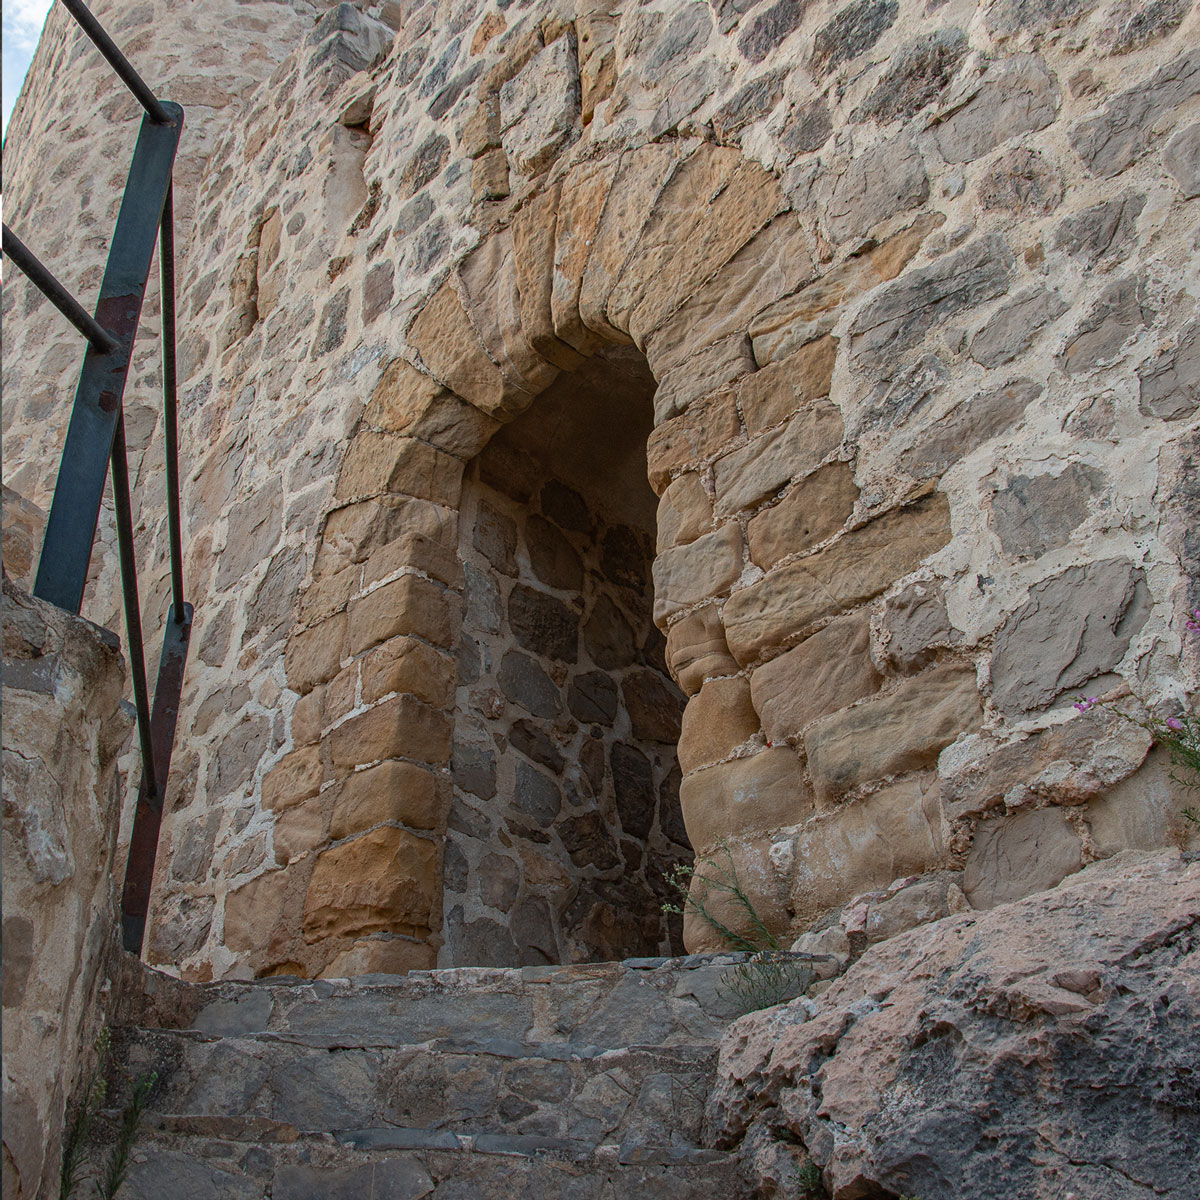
<box><xmin>122</xmin><ymin>953</ymin><xmax>769</xmax><ymax>1050</ymax></box>
<box><xmin>112</xmin><ymin>1027</ymin><xmax>719</xmax><ymax>1152</ymax></box>
<box><xmin>118</xmin><ymin>1131</ymin><xmax>747</xmax><ymax>1199</ymax></box>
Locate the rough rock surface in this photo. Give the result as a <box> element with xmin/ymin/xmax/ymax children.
<box><xmin>708</xmin><ymin>851</ymin><xmax>1200</xmax><ymax>1199</ymax></box>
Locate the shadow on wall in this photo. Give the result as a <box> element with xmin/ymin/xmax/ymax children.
<box><xmin>445</xmin><ymin>344</ymin><xmax>691</xmax><ymax>966</ymax></box>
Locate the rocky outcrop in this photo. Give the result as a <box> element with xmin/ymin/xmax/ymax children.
<box><xmin>708</xmin><ymin>851</ymin><xmax>1200</xmax><ymax>1199</ymax></box>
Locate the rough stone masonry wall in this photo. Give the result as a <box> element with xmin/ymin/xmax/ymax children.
<box><xmin>3</xmin><ymin>0</ymin><xmax>1199</xmax><ymax>981</ymax></box>
<box><xmin>1</xmin><ymin>579</ymin><xmax>132</xmax><ymax>1200</ymax></box>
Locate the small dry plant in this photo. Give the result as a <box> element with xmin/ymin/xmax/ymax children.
<box><xmin>663</xmin><ymin>843</ymin><xmax>809</xmax><ymax>1011</ymax></box>
<box><xmin>60</xmin><ymin>1029</ymin><xmax>158</xmax><ymax>1200</ymax></box>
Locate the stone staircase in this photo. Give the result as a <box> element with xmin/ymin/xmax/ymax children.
<box><xmin>107</xmin><ymin>954</ymin><xmax>764</xmax><ymax>1198</ymax></box>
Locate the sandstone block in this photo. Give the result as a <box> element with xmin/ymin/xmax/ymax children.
<box><xmin>362</xmin><ymin>530</ymin><xmax>462</xmax><ymax>592</ymax></box>
<box><xmin>652</xmin><ymin>334</ymin><xmax>756</xmax><ymax>424</ymax></box>
<box><xmin>624</xmin><ymin>157</ymin><xmax>786</xmax><ymax>345</ymax></box>
<box><xmin>303</xmin><ymin>826</ymin><xmax>439</xmax><ymax>940</ymax></box>
<box><xmin>291</xmin><ymin>688</ymin><xmax>324</xmax><ymax>747</ymax></box>
<box><xmin>678</xmin><ymin>676</ymin><xmax>761</xmax><ymax>775</ymax></box>
<box><xmin>665</xmin><ymin>605</ymin><xmax>739</xmax><ymax>696</ymax></box>
<box><xmin>409</xmin><ymin>282</ymin><xmax>529</xmax><ymax>418</ymax></box>
<box><xmin>804</xmin><ymin>664</ymin><xmax>980</xmax><ymax>807</ymax></box>
<box><xmin>273</xmin><ymin>798</ymin><xmax>330</xmax><ymax>866</ymax></box>
<box><xmin>511</xmin><ymin>180</ymin><xmax>588</xmax><ymax>368</ymax></box>
<box><xmin>224</xmin><ymin>865</ymin><xmax>306</xmax><ymax>955</ymax></box>
<box><xmin>739</xmin><ymin>336</ymin><xmax>838</xmax><ymax>435</ymax></box>
<box><xmin>329</xmin><ymin>759</ymin><xmax>450</xmax><ymax>838</ymax></box>
<box><xmin>683</xmin><ymin>833</ymin><xmax>794</xmax><ymax>953</ymax></box>
<box><xmin>747</xmin><ymin>461</ymin><xmax>859</xmax><ymax>570</ymax></box>
<box><xmin>324</xmin><ymin>654</ymin><xmax>363</xmax><ymax>730</ymax></box>
<box><xmin>285</xmin><ymin>614</ymin><xmax>346</xmax><ymax>695</ymax></box>
<box><xmin>364</xmin><ymin>357</ymin><xmax>499</xmax><ymax>459</ymax></box>
<box><xmin>457</xmin><ymin>233</ymin><xmax>560</xmax><ymax>397</ymax></box>
<box><xmin>788</xmin><ymin>775</ymin><xmax>944</xmax><ymax>929</ymax></box>
<box><xmin>749</xmin><ymin>214</ymin><xmax>942</xmax><ymax>365</ymax></box>
<box><xmin>361</xmin><ymin>636</ymin><xmax>455</xmax><ymax>709</ymax></box>
<box><xmin>646</xmin><ymin>390</ymin><xmax>741</xmax><ymax>494</ymax></box>
<box><xmin>645</xmin><ymin>214</ymin><xmax>815</xmax><ymax>380</ymax></box>
<box><xmin>656</xmin><ymin>473</ymin><xmax>712</xmax><ymax>553</ymax></box>
<box><xmin>680</xmin><ymin>748</ymin><xmax>812</xmax><ymax>854</ymax></box>
<box><xmin>346</xmin><ymin>573</ymin><xmax>455</xmax><ymax>656</ymax></box>
<box><xmin>989</xmin><ymin>558</ymin><xmax>1150</xmax><ymax>715</ymax></box>
<box><xmin>328</xmin><ymin>695</ymin><xmax>452</xmax><ymax>767</ymax></box>
<box><xmin>713</xmin><ymin>402</ymin><xmax>844</xmax><ymax>518</ymax></box>
<box><xmin>322</xmin><ymin>937</ymin><xmax>437</xmax><ymax>978</ymax></box>
<box><xmin>262</xmin><ymin>745</ymin><xmax>324</xmax><ymax>814</ymax></box>
<box><xmin>723</xmin><ymin>493</ymin><xmax>951</xmax><ymax>664</ymax></box>
<box><xmin>550</xmin><ymin>158</ymin><xmax>619</xmax><ymax>353</ymax></box>
<box><xmin>751</xmin><ymin>611</ymin><xmax>881</xmax><ymax>743</ymax></box>
<box><xmin>335</xmin><ymin>431</ymin><xmax>463</xmax><ymax>505</ymax></box>
<box><xmin>652</xmin><ymin>524</ymin><xmax>744</xmax><ymax>626</ymax></box>
<box><xmin>963</xmin><ymin>807</ymin><xmax>1082</xmax><ymax>909</ymax></box>
<box><xmin>578</xmin><ymin>142</ymin><xmax>682</xmax><ymax>342</ymax></box>
<box><xmin>472</xmin><ymin>147</ymin><xmax>510</xmax><ymax>201</ymax></box>
<box><xmin>299</xmin><ymin>563</ymin><xmax>358</xmax><ymax>626</ymax></box>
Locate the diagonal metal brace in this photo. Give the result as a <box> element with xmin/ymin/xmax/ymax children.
<box><xmin>33</xmin><ymin>102</ymin><xmax>183</xmax><ymax>615</ymax></box>
<box><xmin>121</xmin><ymin>601</ymin><xmax>194</xmax><ymax>954</ymax></box>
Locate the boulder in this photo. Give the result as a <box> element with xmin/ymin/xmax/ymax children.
<box><xmin>709</xmin><ymin>851</ymin><xmax>1200</xmax><ymax>1199</ymax></box>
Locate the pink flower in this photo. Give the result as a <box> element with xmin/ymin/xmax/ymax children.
<box><xmin>1166</xmin><ymin>717</ymin><xmax>1184</xmax><ymax>731</ymax></box>
<box><xmin>1074</xmin><ymin>697</ymin><xmax>1099</xmax><ymax>712</ymax></box>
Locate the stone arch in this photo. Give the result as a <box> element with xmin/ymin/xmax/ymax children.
<box><xmin>258</xmin><ymin>137</ymin><xmax>968</xmax><ymax>978</ymax></box>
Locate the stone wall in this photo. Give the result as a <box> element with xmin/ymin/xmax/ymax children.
<box><xmin>3</xmin><ymin>0</ymin><xmax>1198</xmax><ymax>979</ymax></box>
<box><xmin>1</xmin><ymin>578</ymin><xmax>132</xmax><ymax>1200</ymax></box>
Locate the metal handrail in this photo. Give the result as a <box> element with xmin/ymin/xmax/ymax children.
<box><xmin>1</xmin><ymin>0</ymin><xmax>192</xmax><ymax>955</ymax></box>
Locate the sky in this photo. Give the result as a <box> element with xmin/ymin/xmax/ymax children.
<box><xmin>3</xmin><ymin>0</ymin><xmax>53</xmax><ymax>135</ymax></box>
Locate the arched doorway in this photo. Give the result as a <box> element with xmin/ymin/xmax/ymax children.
<box><xmin>444</xmin><ymin>345</ymin><xmax>690</xmax><ymax>965</ymax></box>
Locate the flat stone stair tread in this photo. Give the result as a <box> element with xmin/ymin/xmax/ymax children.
<box><xmin>108</xmin><ymin>955</ymin><xmax>762</xmax><ymax>1196</ymax></box>
<box><xmin>114</xmin><ymin>1027</ymin><xmax>718</xmax><ymax>1147</ymax></box>
<box><xmin>119</xmin><ymin>1134</ymin><xmax>746</xmax><ymax>1199</ymax></box>
<box><xmin>124</xmin><ymin>953</ymin><xmax>753</xmax><ymax>1049</ymax></box>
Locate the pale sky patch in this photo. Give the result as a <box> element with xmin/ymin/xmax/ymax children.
<box><xmin>4</xmin><ymin>0</ymin><xmax>54</xmax><ymax>134</ymax></box>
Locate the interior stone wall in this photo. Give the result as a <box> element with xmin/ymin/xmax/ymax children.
<box><xmin>446</xmin><ymin>350</ymin><xmax>689</xmax><ymax>967</ymax></box>
<box><xmin>3</xmin><ymin>0</ymin><xmax>1198</xmax><ymax>981</ymax></box>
